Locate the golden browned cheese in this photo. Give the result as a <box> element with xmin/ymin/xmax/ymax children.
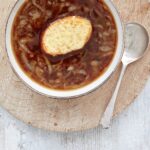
<box><xmin>41</xmin><ymin>16</ymin><xmax>92</xmax><ymax>56</ymax></box>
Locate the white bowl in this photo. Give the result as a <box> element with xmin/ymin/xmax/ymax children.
<box><xmin>6</xmin><ymin>0</ymin><xmax>123</xmax><ymax>99</ymax></box>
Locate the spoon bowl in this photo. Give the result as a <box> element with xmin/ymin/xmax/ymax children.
<box><xmin>122</xmin><ymin>23</ymin><xmax>149</xmax><ymax>64</ymax></box>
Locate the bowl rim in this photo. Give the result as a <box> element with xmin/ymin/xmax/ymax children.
<box><xmin>5</xmin><ymin>0</ymin><xmax>124</xmax><ymax>99</ymax></box>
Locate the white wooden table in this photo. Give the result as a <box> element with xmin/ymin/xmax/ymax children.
<box><xmin>0</xmin><ymin>78</ymin><xmax>150</xmax><ymax>150</ymax></box>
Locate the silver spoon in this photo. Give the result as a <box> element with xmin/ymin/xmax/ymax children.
<box><xmin>101</xmin><ymin>23</ymin><xmax>149</xmax><ymax>129</ymax></box>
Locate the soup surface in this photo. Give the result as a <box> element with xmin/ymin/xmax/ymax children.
<box><xmin>11</xmin><ymin>0</ymin><xmax>117</xmax><ymax>90</ymax></box>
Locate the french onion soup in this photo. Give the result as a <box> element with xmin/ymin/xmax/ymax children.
<box><xmin>11</xmin><ymin>0</ymin><xmax>117</xmax><ymax>90</ymax></box>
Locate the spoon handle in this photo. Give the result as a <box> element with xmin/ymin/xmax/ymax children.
<box><xmin>101</xmin><ymin>63</ymin><xmax>127</xmax><ymax>129</ymax></box>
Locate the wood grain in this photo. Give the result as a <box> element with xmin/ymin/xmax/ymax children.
<box><xmin>0</xmin><ymin>0</ymin><xmax>149</xmax><ymax>132</ymax></box>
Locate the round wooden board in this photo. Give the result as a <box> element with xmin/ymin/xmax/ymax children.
<box><xmin>0</xmin><ymin>0</ymin><xmax>150</xmax><ymax>132</ymax></box>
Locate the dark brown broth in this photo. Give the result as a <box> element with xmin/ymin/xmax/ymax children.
<box><xmin>11</xmin><ymin>0</ymin><xmax>117</xmax><ymax>90</ymax></box>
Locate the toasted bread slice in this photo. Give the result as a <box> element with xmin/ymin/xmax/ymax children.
<box><xmin>41</xmin><ymin>16</ymin><xmax>92</xmax><ymax>56</ymax></box>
